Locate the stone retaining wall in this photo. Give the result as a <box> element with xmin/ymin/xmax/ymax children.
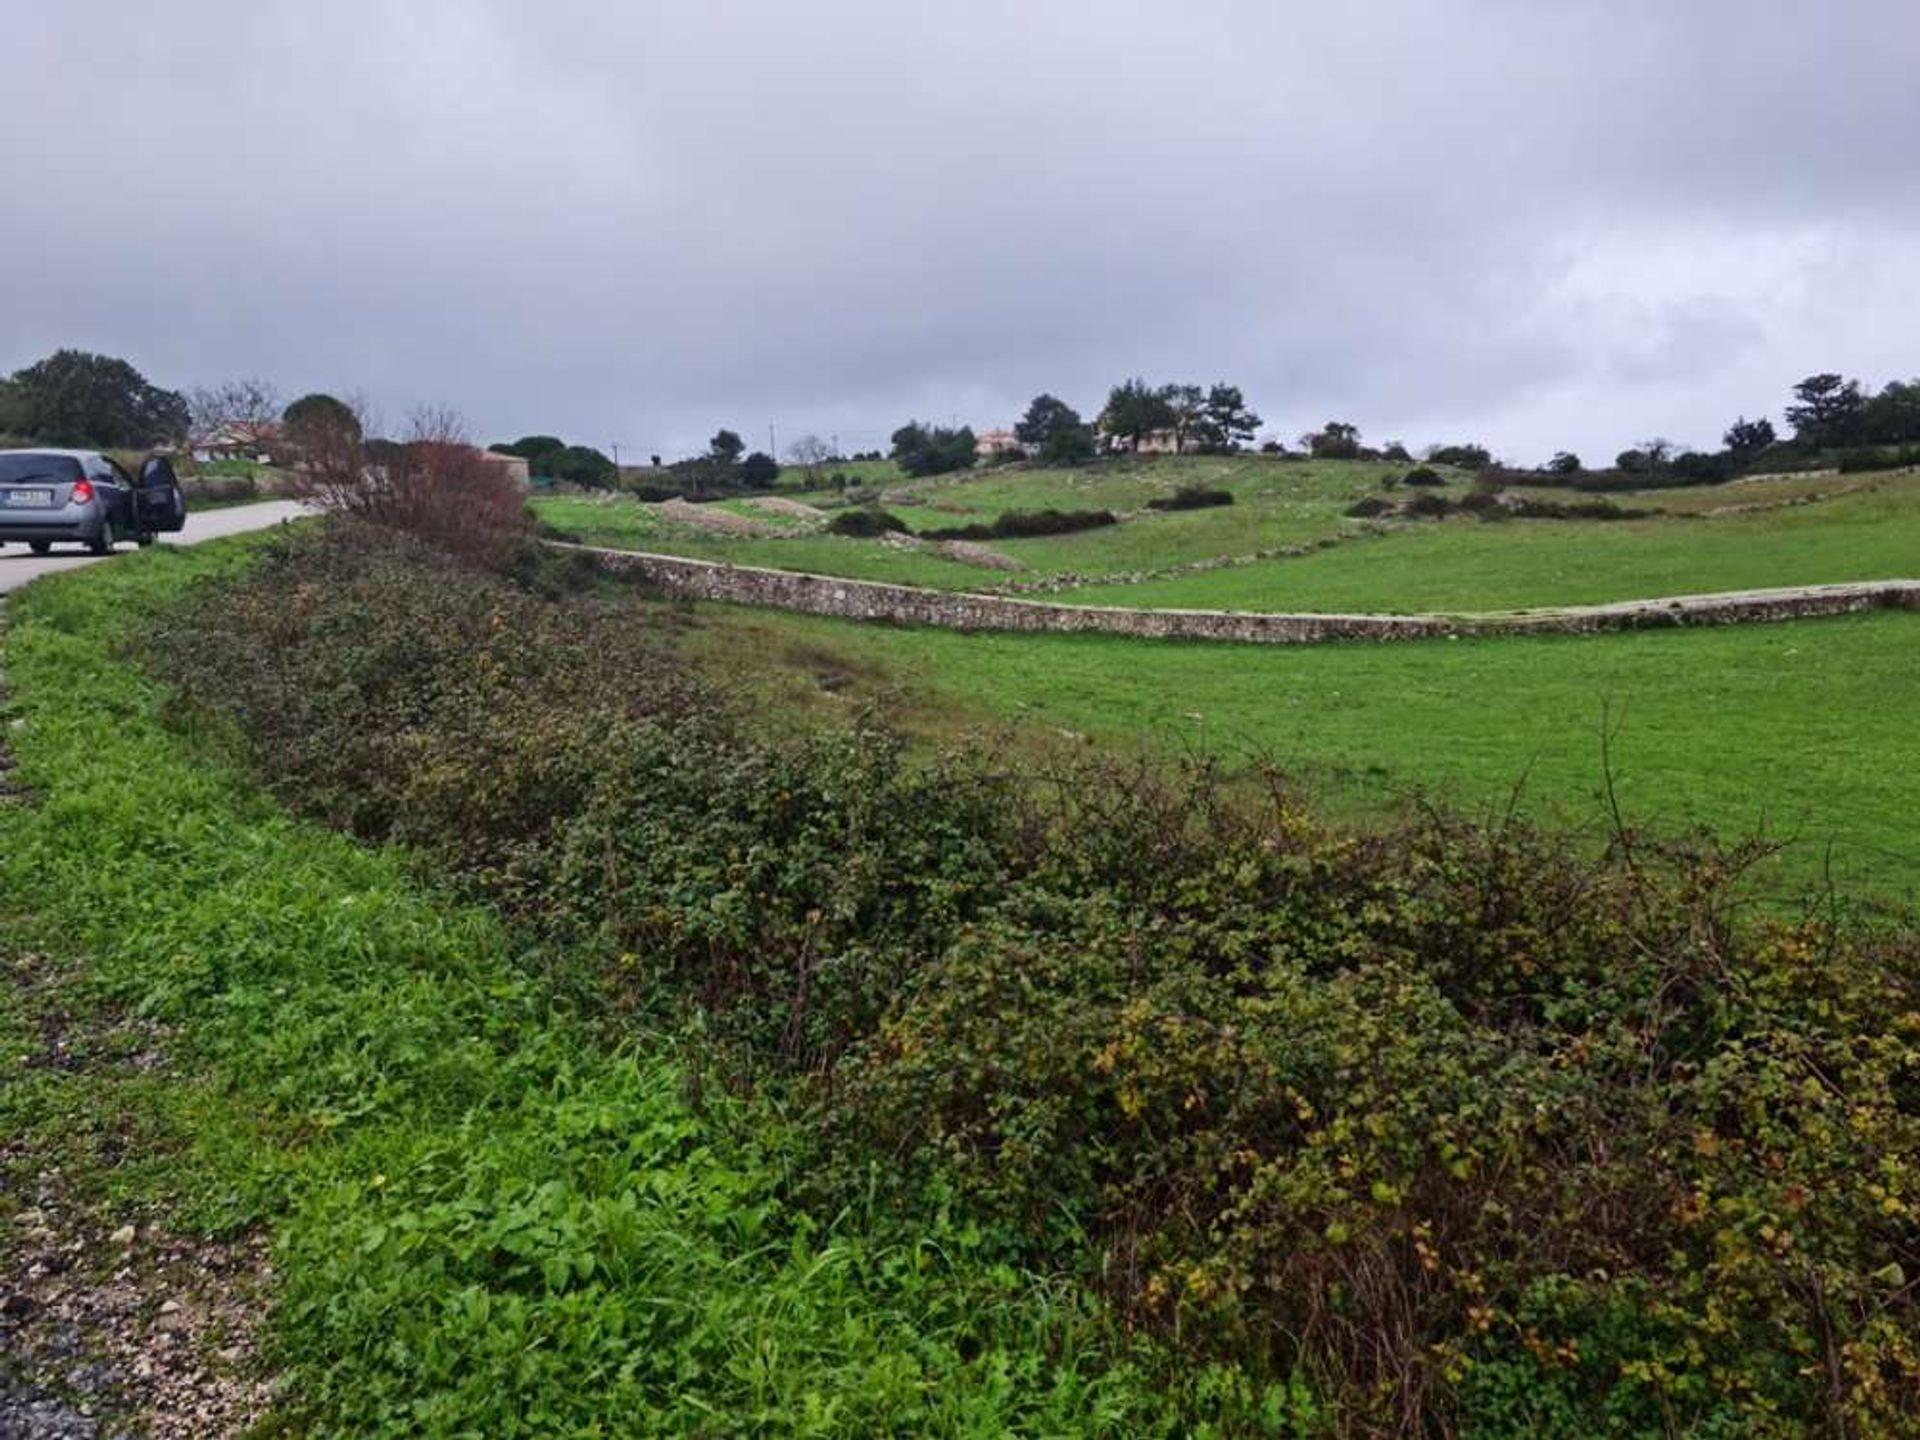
<box><xmin>558</xmin><ymin>544</ymin><xmax>1920</xmax><ymax>646</ymax></box>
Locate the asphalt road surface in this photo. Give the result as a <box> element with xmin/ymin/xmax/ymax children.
<box><xmin>0</xmin><ymin>501</ymin><xmax>306</xmax><ymax>596</ymax></box>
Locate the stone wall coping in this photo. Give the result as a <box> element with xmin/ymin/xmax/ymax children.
<box><xmin>551</xmin><ymin>542</ymin><xmax>1920</xmax><ymax>646</ymax></box>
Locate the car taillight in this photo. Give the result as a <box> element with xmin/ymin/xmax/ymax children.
<box><xmin>71</xmin><ymin>478</ymin><xmax>95</xmax><ymax>505</ymax></box>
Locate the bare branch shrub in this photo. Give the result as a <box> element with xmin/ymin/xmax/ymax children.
<box><xmin>292</xmin><ymin>403</ymin><xmax>530</xmax><ymax>570</ymax></box>
<box><xmin>185</xmin><ymin>376</ymin><xmax>282</xmax><ymax>439</ymax></box>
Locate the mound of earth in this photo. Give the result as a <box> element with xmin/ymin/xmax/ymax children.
<box><xmin>937</xmin><ymin>540</ymin><xmax>1024</xmax><ymax>571</ymax></box>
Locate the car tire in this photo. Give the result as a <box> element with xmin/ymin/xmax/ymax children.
<box><xmin>136</xmin><ymin>533</ymin><xmax>156</xmax><ymax>548</ymax></box>
<box><xmin>29</xmin><ymin>541</ymin><xmax>52</xmax><ymax>556</ymax></box>
<box><xmin>88</xmin><ymin>523</ymin><xmax>114</xmax><ymax>557</ymax></box>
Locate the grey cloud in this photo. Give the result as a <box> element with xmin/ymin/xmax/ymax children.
<box><xmin>8</xmin><ymin>0</ymin><xmax>1917</xmax><ymax>464</ymax></box>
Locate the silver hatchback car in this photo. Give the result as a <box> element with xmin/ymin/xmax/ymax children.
<box><xmin>0</xmin><ymin>448</ymin><xmax>187</xmax><ymax>554</ymax></box>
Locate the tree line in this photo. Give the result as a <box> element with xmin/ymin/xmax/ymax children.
<box><xmin>5</xmin><ymin>349</ymin><xmax>1914</xmax><ymax>491</ymax></box>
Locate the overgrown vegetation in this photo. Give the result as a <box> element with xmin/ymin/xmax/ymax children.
<box><xmin>138</xmin><ymin>521</ymin><xmax>1920</xmax><ymax>1437</ymax></box>
<box><xmin>3</xmin><ymin>538</ymin><xmax>1225</xmax><ymax>1437</ymax></box>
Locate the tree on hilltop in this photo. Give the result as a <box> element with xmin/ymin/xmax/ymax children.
<box><xmin>1016</xmin><ymin>394</ymin><xmax>1095</xmax><ymax>466</ymax></box>
<box><xmin>1722</xmin><ymin>416</ymin><xmax>1776</xmax><ymax>464</ymax></box>
<box><xmin>1785</xmin><ymin>374</ymin><xmax>1865</xmax><ymax>448</ymax></box>
<box><xmin>1097</xmin><ymin>379</ymin><xmax>1173</xmax><ymax>452</ymax></box>
<box><xmin>1199</xmin><ymin>383</ymin><xmax>1262</xmax><ymax>452</ymax></box>
<box><xmin>1</xmin><ymin>349</ymin><xmax>189</xmax><ymax>447</ymax></box>
<box><xmin>740</xmin><ymin>451</ymin><xmax>781</xmax><ymax>488</ymax></box>
<box><xmin>890</xmin><ymin>421</ymin><xmax>976</xmax><ymax>477</ymax></box>
<box><xmin>283</xmin><ymin>392</ymin><xmax>362</xmax><ymax>448</ymax></box>
<box><xmin>1304</xmin><ymin>421</ymin><xmax>1362</xmax><ymax>459</ymax></box>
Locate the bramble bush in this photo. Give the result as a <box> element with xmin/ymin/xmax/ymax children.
<box><xmin>146</xmin><ymin>522</ymin><xmax>1920</xmax><ymax>1437</ymax></box>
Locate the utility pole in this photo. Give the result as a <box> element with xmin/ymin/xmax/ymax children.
<box><xmin>768</xmin><ymin>423</ymin><xmax>777</xmax><ymax>460</ymax></box>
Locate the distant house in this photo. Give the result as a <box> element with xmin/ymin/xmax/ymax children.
<box><xmin>192</xmin><ymin>420</ymin><xmax>281</xmax><ymax>463</ymax></box>
<box><xmin>1131</xmin><ymin>428</ymin><xmax>1199</xmax><ymax>456</ymax></box>
<box><xmin>975</xmin><ymin>428</ymin><xmax>1024</xmax><ymax>460</ymax></box>
<box><xmin>479</xmin><ymin>449</ymin><xmax>532</xmax><ymax>489</ymax></box>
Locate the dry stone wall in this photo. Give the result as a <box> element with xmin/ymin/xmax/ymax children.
<box><xmin>558</xmin><ymin>544</ymin><xmax>1920</xmax><ymax>646</ymax></box>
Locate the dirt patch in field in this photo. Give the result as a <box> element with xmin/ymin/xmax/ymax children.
<box><xmin>659</xmin><ymin>498</ymin><xmax>781</xmax><ymax>536</ymax></box>
<box><xmin>740</xmin><ymin>496</ymin><xmax>826</xmax><ymax>523</ymax></box>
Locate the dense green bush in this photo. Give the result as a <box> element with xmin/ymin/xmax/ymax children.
<box><xmin>827</xmin><ymin>507</ymin><xmax>910</xmax><ymax>538</ymax></box>
<box><xmin>144</xmin><ymin>523</ymin><xmax>1920</xmax><ymax>1437</ymax></box>
<box><xmin>1403</xmin><ymin>490</ymin><xmax>1453</xmax><ymax>517</ymax></box>
<box><xmin>1401</xmin><ymin>466</ymin><xmax>1446</xmax><ymax>487</ymax></box>
<box><xmin>923</xmin><ymin>508</ymin><xmax>1117</xmax><ymax>542</ymax></box>
<box><xmin>1838</xmin><ymin>446</ymin><xmax>1917</xmax><ymax>475</ymax></box>
<box><xmin>1146</xmin><ymin>486</ymin><xmax>1234</xmax><ymax>512</ymax></box>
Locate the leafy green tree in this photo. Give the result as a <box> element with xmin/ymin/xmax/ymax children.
<box><xmin>283</xmin><ymin>392</ymin><xmax>362</xmax><ymax>450</ymax></box>
<box><xmin>1097</xmin><ymin>379</ymin><xmax>1173</xmax><ymax>452</ymax></box>
<box><xmin>709</xmin><ymin>429</ymin><xmax>746</xmax><ymax>463</ymax></box>
<box><xmin>1722</xmin><ymin>416</ymin><xmax>1776</xmax><ymax>464</ymax></box>
<box><xmin>1305</xmin><ymin>421</ymin><xmax>1362</xmax><ymax>459</ymax></box>
<box><xmin>0</xmin><ymin>349</ymin><xmax>189</xmax><ymax>447</ymax></box>
<box><xmin>739</xmin><ymin>451</ymin><xmax>781</xmax><ymax>488</ymax></box>
<box><xmin>1014</xmin><ymin>394</ymin><xmax>1078</xmax><ymax>449</ymax></box>
<box><xmin>1427</xmin><ymin>442</ymin><xmax>1492</xmax><ymax>469</ymax></box>
<box><xmin>1015</xmin><ymin>394</ymin><xmax>1095</xmax><ymax>466</ymax></box>
<box><xmin>553</xmin><ymin>445</ymin><xmax>615</xmax><ymax>487</ymax></box>
<box><xmin>1616</xmin><ymin>440</ymin><xmax>1675</xmax><ymax>476</ymax></box>
<box><xmin>1546</xmin><ymin>451</ymin><xmax>1582</xmax><ymax>475</ymax></box>
<box><xmin>1041</xmin><ymin>422</ymin><xmax>1095</xmax><ymax>466</ymax></box>
<box><xmin>1198</xmin><ymin>383</ymin><xmax>1261</xmax><ymax>452</ymax></box>
<box><xmin>1671</xmin><ymin>450</ymin><xmax>1732</xmax><ymax>483</ymax></box>
<box><xmin>489</xmin><ymin>434</ymin><xmax>613</xmax><ymax>487</ymax></box>
<box><xmin>1863</xmin><ymin>380</ymin><xmax>1920</xmax><ymax>445</ymax></box>
<box><xmin>889</xmin><ymin>421</ymin><xmax>977</xmax><ymax>477</ymax></box>
<box><xmin>1785</xmin><ymin>374</ymin><xmax>1865</xmax><ymax>447</ymax></box>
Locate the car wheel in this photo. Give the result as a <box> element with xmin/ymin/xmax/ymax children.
<box><xmin>88</xmin><ymin>523</ymin><xmax>114</xmax><ymax>556</ymax></box>
<box><xmin>29</xmin><ymin>541</ymin><xmax>52</xmax><ymax>556</ymax></box>
<box><xmin>136</xmin><ymin>533</ymin><xmax>156</xmax><ymax>548</ymax></box>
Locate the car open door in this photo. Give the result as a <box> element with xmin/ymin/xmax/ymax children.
<box><xmin>136</xmin><ymin>456</ymin><xmax>187</xmax><ymax>535</ymax></box>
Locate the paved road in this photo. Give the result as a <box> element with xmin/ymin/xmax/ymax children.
<box><xmin>0</xmin><ymin>501</ymin><xmax>306</xmax><ymax>596</ymax></box>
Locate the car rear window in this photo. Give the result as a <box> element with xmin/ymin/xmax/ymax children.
<box><xmin>0</xmin><ymin>454</ymin><xmax>83</xmax><ymax>485</ymax></box>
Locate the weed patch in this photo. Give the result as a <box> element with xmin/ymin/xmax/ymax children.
<box><xmin>135</xmin><ymin>522</ymin><xmax>1920</xmax><ymax>1436</ymax></box>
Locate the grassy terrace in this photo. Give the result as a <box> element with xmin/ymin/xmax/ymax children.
<box><xmin>535</xmin><ymin>457</ymin><xmax>1407</xmax><ymax>591</ymax></box>
<box><xmin>536</xmin><ymin>460</ymin><xmax>1920</xmax><ymax>613</ymax></box>
<box><xmin>688</xmin><ymin>604</ymin><xmax>1920</xmax><ymax>906</ymax></box>
<box><xmin>1064</xmin><ymin>471</ymin><xmax>1920</xmax><ymax>612</ymax></box>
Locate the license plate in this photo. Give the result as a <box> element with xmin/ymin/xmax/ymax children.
<box><xmin>1</xmin><ymin>489</ymin><xmax>55</xmax><ymax>508</ymax></box>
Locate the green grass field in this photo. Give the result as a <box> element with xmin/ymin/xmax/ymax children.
<box><xmin>539</xmin><ymin>456</ymin><xmax>1920</xmax><ymax>903</ymax></box>
<box><xmin>539</xmin><ymin>459</ymin><xmax>1920</xmax><ymax>612</ymax></box>
<box><xmin>687</xmin><ymin>603</ymin><xmax>1920</xmax><ymax>907</ymax></box>
<box><xmin>1065</xmin><ymin>471</ymin><xmax>1920</xmax><ymax>612</ymax></box>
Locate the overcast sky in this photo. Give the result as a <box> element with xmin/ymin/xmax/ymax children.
<box><xmin>9</xmin><ymin>1</ymin><xmax>1917</xmax><ymax>463</ymax></box>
